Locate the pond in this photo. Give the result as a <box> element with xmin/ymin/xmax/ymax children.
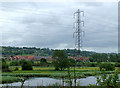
<box><xmin>1</xmin><ymin>74</ymin><xmax>120</xmax><ymax>86</ymax></box>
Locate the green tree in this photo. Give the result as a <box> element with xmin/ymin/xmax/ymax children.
<box><xmin>2</xmin><ymin>59</ymin><xmax>10</xmax><ymax>72</ymax></box>
<box><xmin>10</xmin><ymin>61</ymin><xmax>19</xmax><ymax>66</ymax></box>
<box><xmin>40</xmin><ymin>58</ymin><xmax>48</xmax><ymax>67</ymax></box>
<box><xmin>101</xmin><ymin>53</ymin><xmax>108</xmax><ymax>62</ymax></box>
<box><xmin>2</xmin><ymin>58</ymin><xmax>6</xmax><ymax>63</ymax></box>
<box><xmin>117</xmin><ymin>58</ymin><xmax>120</xmax><ymax>62</ymax></box>
<box><xmin>22</xmin><ymin>60</ymin><xmax>33</xmax><ymax>70</ymax></box>
<box><xmin>89</xmin><ymin>57</ymin><xmax>94</xmax><ymax>62</ymax></box>
<box><xmin>40</xmin><ymin>58</ymin><xmax>47</xmax><ymax>63</ymax></box>
<box><xmin>52</xmin><ymin>50</ymin><xmax>69</xmax><ymax>71</ymax></box>
<box><xmin>91</xmin><ymin>53</ymin><xmax>101</xmax><ymax>62</ymax></box>
<box><xmin>2</xmin><ymin>62</ymin><xmax>9</xmax><ymax>72</ymax></box>
<box><xmin>69</xmin><ymin>58</ymin><xmax>76</xmax><ymax>67</ymax></box>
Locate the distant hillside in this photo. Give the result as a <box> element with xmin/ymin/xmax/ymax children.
<box><xmin>1</xmin><ymin>46</ymin><xmax>95</xmax><ymax>57</ymax></box>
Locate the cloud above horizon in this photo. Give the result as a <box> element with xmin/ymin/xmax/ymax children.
<box><xmin>0</xmin><ymin>1</ymin><xmax>118</xmax><ymax>53</ymax></box>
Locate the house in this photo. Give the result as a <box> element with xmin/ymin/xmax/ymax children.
<box><xmin>12</xmin><ymin>55</ymin><xmax>34</xmax><ymax>60</ymax></box>
<box><xmin>76</xmin><ymin>56</ymin><xmax>89</xmax><ymax>62</ymax></box>
<box><xmin>34</xmin><ymin>56</ymin><xmax>41</xmax><ymax>61</ymax></box>
<box><xmin>8</xmin><ymin>55</ymin><xmax>89</xmax><ymax>62</ymax></box>
<box><xmin>69</xmin><ymin>56</ymin><xmax>89</xmax><ymax>62</ymax></box>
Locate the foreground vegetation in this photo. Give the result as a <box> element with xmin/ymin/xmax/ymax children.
<box><xmin>2</xmin><ymin>76</ymin><xmax>21</xmax><ymax>83</ymax></box>
<box><xmin>2</xmin><ymin>66</ymin><xmax>120</xmax><ymax>83</ymax></box>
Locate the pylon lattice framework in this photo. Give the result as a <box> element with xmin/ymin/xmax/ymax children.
<box><xmin>73</xmin><ymin>9</ymin><xmax>84</xmax><ymax>57</ymax></box>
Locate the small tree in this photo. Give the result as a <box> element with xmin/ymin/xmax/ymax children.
<box><xmin>40</xmin><ymin>58</ymin><xmax>47</xmax><ymax>63</ymax></box>
<box><xmin>2</xmin><ymin>62</ymin><xmax>9</xmax><ymax>72</ymax></box>
<box><xmin>52</xmin><ymin>50</ymin><xmax>68</xmax><ymax>71</ymax></box>
<box><xmin>117</xmin><ymin>58</ymin><xmax>120</xmax><ymax>62</ymax></box>
<box><xmin>69</xmin><ymin>58</ymin><xmax>76</xmax><ymax>67</ymax></box>
<box><xmin>19</xmin><ymin>59</ymin><xmax>26</xmax><ymax>65</ymax></box>
<box><xmin>2</xmin><ymin>58</ymin><xmax>6</xmax><ymax>63</ymax></box>
<box><xmin>10</xmin><ymin>61</ymin><xmax>19</xmax><ymax>66</ymax></box>
<box><xmin>40</xmin><ymin>58</ymin><xmax>48</xmax><ymax>67</ymax></box>
<box><xmin>2</xmin><ymin>58</ymin><xmax>10</xmax><ymax>72</ymax></box>
<box><xmin>89</xmin><ymin>57</ymin><xmax>94</xmax><ymax>62</ymax></box>
<box><xmin>22</xmin><ymin>60</ymin><xmax>33</xmax><ymax>70</ymax></box>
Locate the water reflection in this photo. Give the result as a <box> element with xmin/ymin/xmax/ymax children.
<box><xmin>1</xmin><ymin>74</ymin><xmax>120</xmax><ymax>86</ymax></box>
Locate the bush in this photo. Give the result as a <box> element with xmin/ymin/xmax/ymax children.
<box><xmin>115</xmin><ymin>62</ymin><xmax>120</xmax><ymax>67</ymax></box>
<box><xmin>10</xmin><ymin>61</ymin><xmax>19</xmax><ymax>66</ymax></box>
<box><xmin>22</xmin><ymin>60</ymin><xmax>33</xmax><ymax>70</ymax></box>
<box><xmin>90</xmin><ymin>63</ymin><xmax>96</xmax><ymax>67</ymax></box>
<box><xmin>40</xmin><ymin>58</ymin><xmax>47</xmax><ymax>63</ymax></box>
<box><xmin>69</xmin><ymin>58</ymin><xmax>76</xmax><ymax>66</ymax></box>
<box><xmin>99</xmin><ymin>63</ymin><xmax>115</xmax><ymax>71</ymax></box>
<box><xmin>14</xmin><ymin>67</ymin><xmax>19</xmax><ymax>71</ymax></box>
<box><xmin>117</xmin><ymin>58</ymin><xmax>120</xmax><ymax>62</ymax></box>
<box><xmin>2</xmin><ymin>62</ymin><xmax>11</xmax><ymax>72</ymax></box>
<box><xmin>2</xmin><ymin>58</ymin><xmax>6</xmax><ymax>63</ymax></box>
<box><xmin>19</xmin><ymin>59</ymin><xmax>25</xmax><ymax>65</ymax></box>
<box><xmin>29</xmin><ymin>60</ymin><xmax>34</xmax><ymax>65</ymax></box>
<box><xmin>96</xmin><ymin>69</ymin><xmax>119</xmax><ymax>87</ymax></box>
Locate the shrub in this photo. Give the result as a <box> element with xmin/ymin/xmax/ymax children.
<box><xmin>10</xmin><ymin>61</ymin><xmax>19</xmax><ymax>66</ymax></box>
<box><xmin>29</xmin><ymin>60</ymin><xmax>34</xmax><ymax>65</ymax></box>
<box><xmin>115</xmin><ymin>62</ymin><xmax>120</xmax><ymax>67</ymax></box>
<box><xmin>117</xmin><ymin>58</ymin><xmax>120</xmax><ymax>62</ymax></box>
<box><xmin>96</xmin><ymin>69</ymin><xmax>119</xmax><ymax>87</ymax></box>
<box><xmin>14</xmin><ymin>67</ymin><xmax>19</xmax><ymax>71</ymax></box>
<box><xmin>69</xmin><ymin>58</ymin><xmax>76</xmax><ymax>66</ymax></box>
<box><xmin>99</xmin><ymin>63</ymin><xmax>115</xmax><ymax>71</ymax></box>
<box><xmin>19</xmin><ymin>59</ymin><xmax>26</xmax><ymax>65</ymax></box>
<box><xmin>2</xmin><ymin>62</ymin><xmax>8</xmax><ymax>71</ymax></box>
<box><xmin>40</xmin><ymin>58</ymin><xmax>47</xmax><ymax>63</ymax></box>
<box><xmin>2</xmin><ymin>58</ymin><xmax>6</xmax><ymax>63</ymax></box>
<box><xmin>2</xmin><ymin>62</ymin><xmax>11</xmax><ymax>72</ymax></box>
<box><xmin>22</xmin><ymin>60</ymin><xmax>33</xmax><ymax>70</ymax></box>
<box><xmin>90</xmin><ymin>63</ymin><xmax>96</xmax><ymax>67</ymax></box>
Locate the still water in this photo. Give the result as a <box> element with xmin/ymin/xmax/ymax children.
<box><xmin>1</xmin><ymin>74</ymin><xmax>120</xmax><ymax>86</ymax></box>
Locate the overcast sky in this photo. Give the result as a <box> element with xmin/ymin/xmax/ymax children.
<box><xmin>0</xmin><ymin>1</ymin><xmax>118</xmax><ymax>53</ymax></box>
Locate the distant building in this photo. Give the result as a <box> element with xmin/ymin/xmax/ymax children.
<box><xmin>6</xmin><ymin>55</ymin><xmax>89</xmax><ymax>62</ymax></box>
<box><xmin>12</xmin><ymin>55</ymin><xmax>34</xmax><ymax>60</ymax></box>
<box><xmin>70</xmin><ymin>56</ymin><xmax>89</xmax><ymax>62</ymax></box>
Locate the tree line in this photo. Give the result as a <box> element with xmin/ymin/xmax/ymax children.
<box><xmin>1</xmin><ymin>46</ymin><xmax>120</xmax><ymax>62</ymax></box>
<box><xmin>2</xmin><ymin>46</ymin><xmax>94</xmax><ymax>57</ymax></box>
<box><xmin>90</xmin><ymin>53</ymin><xmax>120</xmax><ymax>62</ymax></box>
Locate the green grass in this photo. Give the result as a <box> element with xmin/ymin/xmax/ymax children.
<box><xmin>2</xmin><ymin>76</ymin><xmax>21</xmax><ymax>83</ymax></box>
<box><xmin>9</xmin><ymin>66</ymin><xmax>100</xmax><ymax>71</ymax></box>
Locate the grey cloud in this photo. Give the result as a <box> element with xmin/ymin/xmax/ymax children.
<box><xmin>1</xmin><ymin>2</ymin><xmax>118</xmax><ymax>53</ymax></box>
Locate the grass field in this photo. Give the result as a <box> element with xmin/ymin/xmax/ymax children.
<box><xmin>6</xmin><ymin>61</ymin><xmax>116</xmax><ymax>66</ymax></box>
<box><xmin>9</xmin><ymin>66</ymin><xmax>100</xmax><ymax>71</ymax></box>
